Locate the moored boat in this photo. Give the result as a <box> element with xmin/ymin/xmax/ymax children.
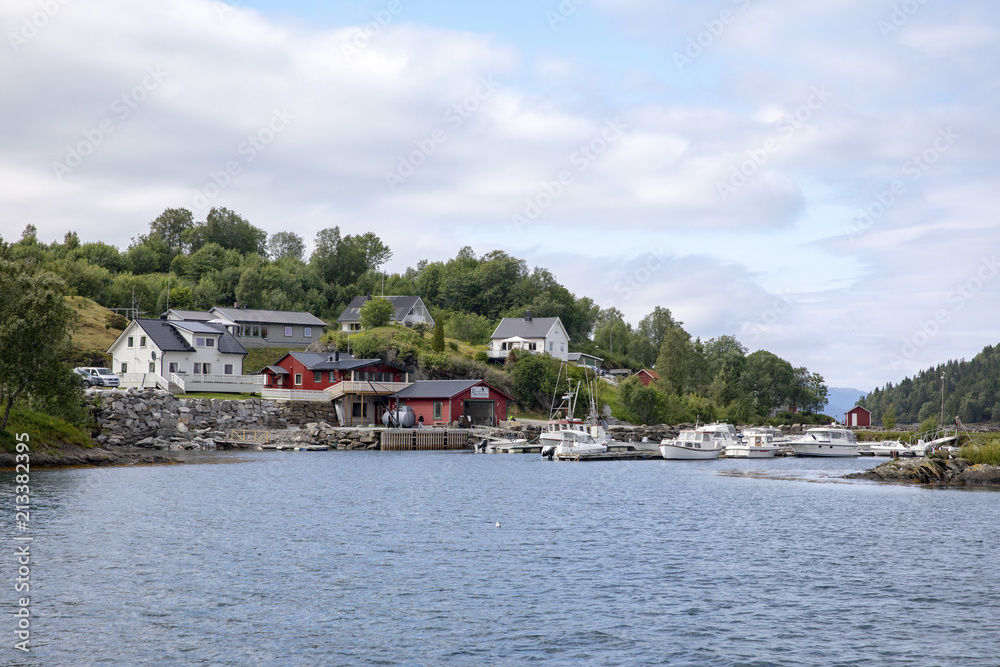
<box><xmin>659</xmin><ymin>429</ymin><xmax>723</xmax><ymax>460</ymax></box>
<box><xmin>789</xmin><ymin>427</ymin><xmax>858</xmax><ymax>457</ymax></box>
<box><xmin>726</xmin><ymin>432</ymin><xmax>779</xmax><ymax>458</ymax></box>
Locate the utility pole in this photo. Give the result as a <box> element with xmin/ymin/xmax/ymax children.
<box><xmin>940</xmin><ymin>372</ymin><xmax>946</xmax><ymax>434</ymax></box>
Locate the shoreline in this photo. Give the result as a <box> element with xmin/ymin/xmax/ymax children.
<box><xmin>844</xmin><ymin>455</ymin><xmax>1000</xmax><ymax>487</ymax></box>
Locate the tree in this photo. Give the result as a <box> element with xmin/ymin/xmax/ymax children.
<box><xmin>883</xmin><ymin>403</ymin><xmax>896</xmax><ymax>430</ymax></box>
<box><xmin>168</xmin><ymin>285</ymin><xmax>195</xmax><ymax>310</ymax></box>
<box><xmin>359</xmin><ymin>297</ymin><xmax>394</xmax><ymax>329</ymax></box>
<box><xmin>655</xmin><ymin>326</ymin><xmax>694</xmax><ymax>395</ymax></box>
<box><xmin>186</xmin><ymin>207</ymin><xmax>267</xmax><ymax>256</ymax></box>
<box><xmin>618</xmin><ymin>375</ymin><xmax>666</xmax><ymax>425</ymax></box>
<box><xmin>268</xmin><ymin>231</ymin><xmax>305</xmax><ymax>261</ymax></box>
<box><xmin>432</xmin><ymin>316</ymin><xmax>445</xmax><ymax>353</ymax></box>
<box><xmin>149</xmin><ymin>208</ymin><xmax>194</xmax><ymax>250</ymax></box>
<box><xmin>638</xmin><ymin>306</ymin><xmax>680</xmax><ymax>352</ymax></box>
<box><xmin>0</xmin><ymin>260</ymin><xmax>77</xmax><ymax>430</ymax></box>
<box><xmin>740</xmin><ymin>350</ymin><xmax>795</xmax><ymax>416</ymax></box>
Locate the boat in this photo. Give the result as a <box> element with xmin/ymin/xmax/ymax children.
<box><xmin>659</xmin><ymin>428</ymin><xmax>724</xmax><ymax>460</ymax></box>
<box><xmin>869</xmin><ymin>440</ymin><xmax>910</xmax><ymax>457</ymax></box>
<box><xmin>698</xmin><ymin>422</ymin><xmax>741</xmax><ymax>453</ymax></box>
<box><xmin>726</xmin><ymin>431</ymin><xmax>779</xmax><ymax>458</ymax></box>
<box><xmin>539</xmin><ymin>365</ymin><xmax>610</xmax><ymax>458</ymax></box>
<box><xmin>788</xmin><ymin>427</ymin><xmax>858</xmax><ymax>457</ymax></box>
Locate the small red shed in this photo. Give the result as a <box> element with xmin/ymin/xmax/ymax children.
<box><xmin>846</xmin><ymin>405</ymin><xmax>871</xmax><ymax>428</ymax></box>
<box><xmin>637</xmin><ymin>369</ymin><xmax>660</xmax><ymax>387</ymax></box>
<box><xmin>391</xmin><ymin>380</ymin><xmax>515</xmax><ymax>427</ymax></box>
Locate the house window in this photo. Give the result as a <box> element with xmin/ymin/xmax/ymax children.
<box><xmin>140</xmin><ymin>336</ymin><xmax>147</xmax><ymax>347</ymax></box>
<box><xmin>127</xmin><ymin>336</ymin><xmax>134</xmax><ymax>347</ymax></box>
<box><xmin>294</xmin><ymin>374</ymin><xmax>302</xmax><ymax>386</ymax></box>
<box><xmin>149</xmin><ymin>362</ymin><xmax>155</xmax><ymax>372</ymax></box>
<box><xmin>203</xmin><ymin>363</ymin><xmax>211</xmax><ymax>374</ymax></box>
<box><xmin>285</xmin><ymin>326</ymin><xmax>293</xmax><ymax>337</ymax></box>
<box><xmin>313</xmin><ymin>371</ymin><xmax>321</xmax><ymax>383</ymax></box>
<box><xmin>252</xmin><ymin>325</ymin><xmax>260</xmax><ymax>337</ymax></box>
<box><xmin>549</xmin><ymin>342</ymin><xmax>553</xmax><ymax>351</ymax></box>
<box><xmin>329</xmin><ymin>371</ymin><xmax>336</xmax><ymax>382</ymax></box>
<box><xmin>560</xmin><ymin>343</ymin><xmax>565</xmax><ymax>352</ymax></box>
<box><xmin>168</xmin><ymin>362</ymin><xmax>178</xmax><ymax>373</ymax></box>
<box><xmin>121</xmin><ymin>362</ymin><xmax>127</xmax><ymax>373</ymax></box>
<box><xmin>196</xmin><ymin>337</ymin><xmax>205</xmax><ymax>346</ymax></box>
<box><xmin>193</xmin><ymin>363</ymin><xmax>202</xmax><ymax>374</ymax></box>
<box><xmin>224</xmin><ymin>364</ymin><xmax>233</xmax><ymax>375</ymax></box>
<box><xmin>304</xmin><ymin>327</ymin><xmax>312</xmax><ymax>338</ymax></box>
<box><xmin>433</xmin><ymin>401</ymin><xmax>442</xmax><ymax>421</ymax></box>
<box><xmin>261</xmin><ymin>325</ymin><xmax>268</xmax><ymax>339</ymax></box>
<box><xmin>206</xmin><ymin>338</ymin><xmax>215</xmax><ymax>347</ymax></box>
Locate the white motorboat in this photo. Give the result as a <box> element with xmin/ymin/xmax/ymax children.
<box><xmin>540</xmin><ymin>365</ymin><xmax>610</xmax><ymax>457</ymax></box>
<box><xmin>742</xmin><ymin>426</ymin><xmax>790</xmax><ymax>445</ymax></box>
<box><xmin>789</xmin><ymin>427</ymin><xmax>859</xmax><ymax>457</ymax></box>
<box><xmin>698</xmin><ymin>422</ymin><xmax>741</xmax><ymax>453</ymax></box>
<box><xmin>553</xmin><ymin>429</ymin><xmax>606</xmax><ymax>457</ymax></box>
<box><xmin>659</xmin><ymin>429</ymin><xmax>723</xmax><ymax>460</ymax></box>
<box><xmin>870</xmin><ymin>440</ymin><xmax>910</xmax><ymax>457</ymax></box>
<box><xmin>726</xmin><ymin>432</ymin><xmax>779</xmax><ymax>458</ymax></box>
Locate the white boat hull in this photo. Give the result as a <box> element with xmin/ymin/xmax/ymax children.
<box><xmin>790</xmin><ymin>442</ymin><xmax>858</xmax><ymax>457</ymax></box>
<box><xmin>725</xmin><ymin>446</ymin><xmax>778</xmax><ymax>459</ymax></box>
<box><xmin>659</xmin><ymin>443</ymin><xmax>722</xmax><ymax>460</ymax></box>
<box><xmin>555</xmin><ymin>444</ymin><xmax>607</xmax><ymax>457</ymax></box>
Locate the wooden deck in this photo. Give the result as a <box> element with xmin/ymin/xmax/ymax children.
<box><xmin>380</xmin><ymin>429</ymin><xmax>470</xmax><ymax>451</ymax></box>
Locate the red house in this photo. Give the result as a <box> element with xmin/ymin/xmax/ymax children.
<box><xmin>637</xmin><ymin>369</ymin><xmax>660</xmax><ymax>386</ymax></box>
<box><xmin>391</xmin><ymin>380</ymin><xmax>515</xmax><ymax>427</ymax></box>
<box><xmin>846</xmin><ymin>405</ymin><xmax>871</xmax><ymax>428</ymax></box>
<box><xmin>261</xmin><ymin>351</ymin><xmax>412</xmax><ymax>426</ymax></box>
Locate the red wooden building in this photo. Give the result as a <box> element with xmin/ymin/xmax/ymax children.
<box><xmin>845</xmin><ymin>405</ymin><xmax>871</xmax><ymax>428</ymax></box>
<box><xmin>261</xmin><ymin>351</ymin><xmax>412</xmax><ymax>425</ymax></box>
<box><xmin>637</xmin><ymin>369</ymin><xmax>660</xmax><ymax>386</ymax></box>
<box><xmin>391</xmin><ymin>380</ymin><xmax>514</xmax><ymax>427</ymax></box>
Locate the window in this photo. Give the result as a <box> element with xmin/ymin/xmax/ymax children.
<box><xmin>193</xmin><ymin>363</ymin><xmax>202</xmax><ymax>374</ymax></box>
<box><xmin>313</xmin><ymin>371</ymin><xmax>321</xmax><ymax>383</ymax></box>
<box><xmin>149</xmin><ymin>362</ymin><xmax>155</xmax><ymax>372</ymax></box>
<box><xmin>224</xmin><ymin>364</ymin><xmax>233</xmax><ymax>375</ymax></box>
<box><xmin>252</xmin><ymin>325</ymin><xmax>260</xmax><ymax>338</ymax></box>
<box><xmin>203</xmin><ymin>363</ymin><xmax>211</xmax><ymax>374</ymax></box>
<box><xmin>433</xmin><ymin>401</ymin><xmax>442</xmax><ymax>421</ymax></box>
<box><xmin>206</xmin><ymin>338</ymin><xmax>215</xmax><ymax>347</ymax></box>
<box><xmin>294</xmin><ymin>374</ymin><xmax>302</xmax><ymax>386</ymax></box>
<box><xmin>261</xmin><ymin>325</ymin><xmax>268</xmax><ymax>339</ymax></box>
<box><xmin>127</xmin><ymin>336</ymin><xmax>134</xmax><ymax>347</ymax></box>
<box><xmin>304</xmin><ymin>327</ymin><xmax>312</xmax><ymax>338</ymax></box>
<box><xmin>121</xmin><ymin>362</ymin><xmax>127</xmax><ymax>373</ymax></box>
<box><xmin>560</xmin><ymin>343</ymin><xmax>565</xmax><ymax>352</ymax></box>
<box><xmin>196</xmin><ymin>337</ymin><xmax>205</xmax><ymax>346</ymax></box>
<box><xmin>140</xmin><ymin>336</ymin><xmax>147</xmax><ymax>347</ymax></box>
<box><xmin>168</xmin><ymin>362</ymin><xmax>178</xmax><ymax>373</ymax></box>
<box><xmin>285</xmin><ymin>326</ymin><xmax>293</xmax><ymax>337</ymax></box>
<box><xmin>549</xmin><ymin>342</ymin><xmax>553</xmax><ymax>351</ymax></box>
<box><xmin>329</xmin><ymin>371</ymin><xmax>336</xmax><ymax>382</ymax></box>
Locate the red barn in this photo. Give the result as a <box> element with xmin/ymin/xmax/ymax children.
<box><xmin>637</xmin><ymin>369</ymin><xmax>660</xmax><ymax>386</ymax></box>
<box><xmin>846</xmin><ymin>405</ymin><xmax>871</xmax><ymax>428</ymax></box>
<box><xmin>391</xmin><ymin>380</ymin><xmax>515</xmax><ymax>427</ymax></box>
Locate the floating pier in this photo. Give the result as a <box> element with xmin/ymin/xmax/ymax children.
<box><xmin>380</xmin><ymin>429</ymin><xmax>470</xmax><ymax>451</ymax></box>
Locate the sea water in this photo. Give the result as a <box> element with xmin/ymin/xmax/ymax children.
<box><xmin>3</xmin><ymin>452</ymin><xmax>998</xmax><ymax>665</ymax></box>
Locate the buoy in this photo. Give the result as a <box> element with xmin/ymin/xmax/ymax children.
<box><xmin>495</xmin><ymin>522</ymin><xmax>501</xmax><ymax>528</ymax></box>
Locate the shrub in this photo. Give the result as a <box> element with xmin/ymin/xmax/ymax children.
<box><xmin>960</xmin><ymin>436</ymin><xmax>1000</xmax><ymax>465</ymax></box>
<box><xmin>359</xmin><ymin>297</ymin><xmax>394</xmax><ymax>329</ymax></box>
<box><xmin>474</xmin><ymin>350</ymin><xmax>489</xmax><ymax>363</ymax></box>
<box><xmin>350</xmin><ymin>333</ymin><xmax>388</xmax><ymax>359</ymax></box>
<box><xmin>448</xmin><ymin>341</ymin><xmax>458</xmax><ymax>351</ymax></box>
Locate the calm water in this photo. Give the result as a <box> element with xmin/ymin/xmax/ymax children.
<box><xmin>3</xmin><ymin>452</ymin><xmax>999</xmax><ymax>666</ymax></box>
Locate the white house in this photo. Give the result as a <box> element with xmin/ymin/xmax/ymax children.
<box><xmin>107</xmin><ymin>319</ymin><xmax>257</xmax><ymax>393</ymax></box>
<box><xmin>488</xmin><ymin>313</ymin><xmax>570</xmax><ymax>362</ymax></box>
<box><xmin>336</xmin><ymin>295</ymin><xmax>435</xmax><ymax>331</ymax></box>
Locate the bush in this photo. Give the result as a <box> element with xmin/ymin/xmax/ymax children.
<box><xmin>960</xmin><ymin>436</ymin><xmax>1000</xmax><ymax>465</ymax></box>
<box><xmin>448</xmin><ymin>341</ymin><xmax>458</xmax><ymax>351</ymax></box>
<box><xmin>359</xmin><ymin>297</ymin><xmax>394</xmax><ymax>329</ymax></box>
<box><xmin>350</xmin><ymin>333</ymin><xmax>388</xmax><ymax>359</ymax></box>
<box><xmin>474</xmin><ymin>350</ymin><xmax>489</xmax><ymax>363</ymax></box>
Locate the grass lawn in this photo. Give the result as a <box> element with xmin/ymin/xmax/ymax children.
<box><xmin>0</xmin><ymin>405</ymin><xmax>92</xmax><ymax>453</ymax></box>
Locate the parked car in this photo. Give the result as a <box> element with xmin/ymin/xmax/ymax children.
<box><xmin>76</xmin><ymin>367</ymin><xmax>121</xmax><ymax>388</ymax></box>
<box><xmin>73</xmin><ymin>367</ymin><xmax>102</xmax><ymax>387</ymax></box>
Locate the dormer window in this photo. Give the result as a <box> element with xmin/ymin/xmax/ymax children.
<box><xmin>195</xmin><ymin>337</ymin><xmax>215</xmax><ymax>347</ymax></box>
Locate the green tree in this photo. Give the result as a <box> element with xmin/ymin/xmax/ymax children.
<box><xmin>149</xmin><ymin>208</ymin><xmax>195</xmax><ymax>251</ymax></box>
<box><xmin>186</xmin><ymin>207</ymin><xmax>267</xmax><ymax>256</ymax></box>
<box><xmin>882</xmin><ymin>403</ymin><xmax>896</xmax><ymax>430</ymax></box>
<box><xmin>359</xmin><ymin>297</ymin><xmax>394</xmax><ymax>329</ymax></box>
<box><xmin>268</xmin><ymin>231</ymin><xmax>305</xmax><ymax>261</ymax></box>
<box><xmin>168</xmin><ymin>285</ymin><xmax>195</xmax><ymax>310</ymax></box>
<box><xmin>618</xmin><ymin>375</ymin><xmax>666</xmax><ymax>425</ymax></box>
<box><xmin>432</xmin><ymin>316</ymin><xmax>445</xmax><ymax>353</ymax></box>
<box><xmin>655</xmin><ymin>326</ymin><xmax>693</xmax><ymax>395</ymax></box>
<box><xmin>637</xmin><ymin>306</ymin><xmax>680</xmax><ymax>352</ymax></box>
<box><xmin>0</xmin><ymin>260</ymin><xmax>77</xmax><ymax>430</ymax></box>
<box><xmin>740</xmin><ymin>350</ymin><xmax>795</xmax><ymax>416</ymax></box>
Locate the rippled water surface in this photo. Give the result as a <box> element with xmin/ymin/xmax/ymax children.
<box><xmin>4</xmin><ymin>452</ymin><xmax>999</xmax><ymax>665</ymax></box>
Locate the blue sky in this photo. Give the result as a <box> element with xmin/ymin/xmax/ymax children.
<box><xmin>2</xmin><ymin>0</ymin><xmax>999</xmax><ymax>391</ymax></box>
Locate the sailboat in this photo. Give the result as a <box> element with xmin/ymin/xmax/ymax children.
<box><xmin>540</xmin><ymin>365</ymin><xmax>609</xmax><ymax>458</ymax></box>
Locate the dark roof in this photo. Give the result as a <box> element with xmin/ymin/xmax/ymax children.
<box><xmin>265</xmin><ymin>365</ymin><xmax>289</xmax><ymax>375</ymax></box>
<box><xmin>491</xmin><ymin>317</ymin><xmax>562</xmax><ymax>340</ymax></box>
<box><xmin>336</xmin><ymin>295</ymin><xmax>424</xmax><ymax>323</ymax></box>
<box><xmin>211</xmin><ymin>307</ymin><xmax>328</xmax><ymax>327</ymax></box>
<box><xmin>568</xmin><ymin>352</ymin><xmax>604</xmax><ymax>362</ymax></box>
<box><xmin>164</xmin><ymin>309</ymin><xmax>213</xmax><ymax>321</ymax></box>
<box><xmin>286</xmin><ymin>351</ymin><xmax>409</xmax><ymax>373</ymax></box>
<box><xmin>392</xmin><ymin>380</ymin><xmax>512</xmax><ymax>400</ymax></box>
<box><xmin>170</xmin><ymin>321</ymin><xmax>247</xmax><ymax>355</ymax></box>
<box><xmin>132</xmin><ymin>319</ymin><xmax>194</xmax><ymax>353</ymax></box>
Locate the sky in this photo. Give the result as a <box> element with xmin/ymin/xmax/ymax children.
<box><xmin>3</xmin><ymin>0</ymin><xmax>999</xmax><ymax>392</ymax></box>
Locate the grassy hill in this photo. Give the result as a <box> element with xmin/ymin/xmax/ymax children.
<box><xmin>65</xmin><ymin>296</ymin><xmax>121</xmax><ymax>366</ymax></box>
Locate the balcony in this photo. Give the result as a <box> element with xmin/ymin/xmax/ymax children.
<box><xmin>325</xmin><ymin>380</ymin><xmax>411</xmax><ymax>400</ymax></box>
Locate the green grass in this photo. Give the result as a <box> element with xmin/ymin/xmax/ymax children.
<box><xmin>960</xmin><ymin>435</ymin><xmax>1000</xmax><ymax>465</ymax></box>
<box><xmin>243</xmin><ymin>347</ymin><xmax>294</xmax><ymax>374</ymax></box>
<box><xmin>0</xmin><ymin>405</ymin><xmax>92</xmax><ymax>454</ymax></box>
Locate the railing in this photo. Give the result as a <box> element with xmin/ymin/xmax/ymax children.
<box><xmin>229</xmin><ymin>429</ymin><xmax>270</xmax><ymax>444</ymax></box>
<box><xmin>171</xmin><ymin>373</ymin><xmax>264</xmax><ymax>393</ymax></box>
<box><xmin>260</xmin><ymin>388</ymin><xmax>330</xmax><ymax>402</ymax></box>
<box><xmin>117</xmin><ymin>373</ymin><xmax>170</xmax><ymax>390</ymax></box>
<box><xmin>325</xmin><ymin>380</ymin><xmax>411</xmax><ymax>400</ymax></box>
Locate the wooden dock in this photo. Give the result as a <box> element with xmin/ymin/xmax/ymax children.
<box><xmin>380</xmin><ymin>429</ymin><xmax>470</xmax><ymax>451</ymax></box>
<box><xmin>261</xmin><ymin>444</ymin><xmax>330</xmax><ymax>451</ymax></box>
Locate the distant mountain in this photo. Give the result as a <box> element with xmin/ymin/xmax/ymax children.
<box><xmin>823</xmin><ymin>387</ymin><xmax>866</xmax><ymax>422</ymax></box>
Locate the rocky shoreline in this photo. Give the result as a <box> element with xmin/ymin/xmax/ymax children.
<box><xmin>846</xmin><ymin>454</ymin><xmax>1000</xmax><ymax>487</ymax></box>
<box><xmin>0</xmin><ymin>443</ymin><xmax>181</xmax><ymax>470</ymax></box>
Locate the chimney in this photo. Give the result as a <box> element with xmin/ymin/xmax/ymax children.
<box><xmin>234</xmin><ymin>301</ymin><xmax>239</xmax><ymax>308</ymax></box>
<box><xmin>334</xmin><ymin>350</ymin><xmax>340</xmax><ymax>362</ymax></box>
<box><xmin>525</xmin><ymin>310</ymin><xmax>532</xmax><ymax>322</ymax></box>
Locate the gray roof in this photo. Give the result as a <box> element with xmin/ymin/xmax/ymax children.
<box><xmin>211</xmin><ymin>307</ymin><xmax>328</xmax><ymax>327</ymax></box>
<box><xmin>336</xmin><ymin>295</ymin><xmax>426</xmax><ymax>323</ymax></box>
<box><xmin>286</xmin><ymin>351</ymin><xmax>409</xmax><ymax>372</ymax></box>
<box><xmin>491</xmin><ymin>317</ymin><xmax>562</xmax><ymax>340</ymax></box>
<box><xmin>164</xmin><ymin>309</ymin><xmax>213</xmax><ymax>321</ymax></box>
<box><xmin>265</xmin><ymin>365</ymin><xmax>289</xmax><ymax>375</ymax></box>
<box><xmin>130</xmin><ymin>319</ymin><xmax>247</xmax><ymax>355</ymax></box>
<box><xmin>568</xmin><ymin>352</ymin><xmax>603</xmax><ymax>362</ymax></box>
<box><xmin>392</xmin><ymin>380</ymin><xmax>510</xmax><ymax>399</ymax></box>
